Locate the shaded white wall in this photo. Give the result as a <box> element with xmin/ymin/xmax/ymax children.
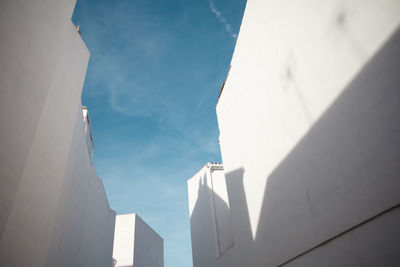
<box><xmin>113</xmin><ymin>213</ymin><xmax>163</xmax><ymax>267</ymax></box>
<box><xmin>0</xmin><ymin>1</ymin><xmax>116</xmax><ymax>266</ymax></box>
<box><xmin>196</xmin><ymin>0</ymin><xmax>400</xmax><ymax>266</ymax></box>
<box><xmin>0</xmin><ymin>0</ymin><xmax>78</xmax><ymax>242</ymax></box>
<box><xmin>188</xmin><ymin>163</ymin><xmax>234</xmax><ymax>267</ymax></box>
<box><xmin>45</xmin><ymin>105</ymin><xmax>116</xmax><ymax>267</ymax></box>
<box><xmin>284</xmin><ymin>206</ymin><xmax>400</xmax><ymax>267</ymax></box>
<box><xmin>211</xmin><ymin>167</ymin><xmax>234</xmax><ymax>255</ymax></box>
<box><xmin>134</xmin><ymin>215</ymin><xmax>164</xmax><ymax>267</ymax></box>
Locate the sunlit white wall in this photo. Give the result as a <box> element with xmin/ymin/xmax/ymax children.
<box><xmin>113</xmin><ymin>214</ymin><xmax>136</xmax><ymax>267</ymax></box>
<box><xmin>113</xmin><ymin>213</ymin><xmax>163</xmax><ymax>267</ymax></box>
<box><xmin>216</xmin><ymin>0</ymin><xmax>400</xmax><ymax>266</ymax></box>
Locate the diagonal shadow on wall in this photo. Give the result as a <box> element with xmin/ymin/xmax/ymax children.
<box><xmin>252</xmin><ymin>26</ymin><xmax>400</xmax><ymax>266</ymax></box>
<box><xmin>190</xmin><ymin>25</ymin><xmax>400</xmax><ymax>267</ymax></box>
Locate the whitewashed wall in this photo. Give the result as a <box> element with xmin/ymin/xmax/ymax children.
<box><xmin>134</xmin><ymin>215</ymin><xmax>164</xmax><ymax>267</ymax></box>
<box><xmin>188</xmin><ymin>163</ymin><xmax>234</xmax><ymax>267</ymax></box>
<box><xmin>214</xmin><ymin>0</ymin><xmax>400</xmax><ymax>266</ymax></box>
<box><xmin>113</xmin><ymin>213</ymin><xmax>163</xmax><ymax>267</ymax></box>
<box><xmin>45</xmin><ymin>105</ymin><xmax>116</xmax><ymax>267</ymax></box>
<box><xmin>0</xmin><ymin>0</ymin><xmax>79</xmax><ymax>242</ymax></box>
<box><xmin>113</xmin><ymin>214</ymin><xmax>136</xmax><ymax>267</ymax></box>
<box><xmin>0</xmin><ymin>1</ymin><xmax>116</xmax><ymax>266</ymax></box>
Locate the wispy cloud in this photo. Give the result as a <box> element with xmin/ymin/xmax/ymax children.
<box><xmin>73</xmin><ymin>1</ymin><xmax>233</xmax><ymax>265</ymax></box>
<box><xmin>208</xmin><ymin>0</ymin><xmax>237</xmax><ymax>38</ymax></box>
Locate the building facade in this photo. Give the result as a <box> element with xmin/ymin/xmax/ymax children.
<box><xmin>189</xmin><ymin>0</ymin><xmax>400</xmax><ymax>266</ymax></box>
<box><xmin>188</xmin><ymin>163</ymin><xmax>234</xmax><ymax>267</ymax></box>
<box><xmin>113</xmin><ymin>213</ymin><xmax>164</xmax><ymax>267</ymax></box>
<box><xmin>0</xmin><ymin>1</ymin><xmax>116</xmax><ymax>266</ymax></box>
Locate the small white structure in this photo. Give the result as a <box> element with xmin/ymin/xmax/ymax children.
<box><xmin>113</xmin><ymin>213</ymin><xmax>164</xmax><ymax>267</ymax></box>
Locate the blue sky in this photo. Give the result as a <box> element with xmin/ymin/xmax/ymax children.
<box><xmin>72</xmin><ymin>0</ymin><xmax>246</xmax><ymax>266</ymax></box>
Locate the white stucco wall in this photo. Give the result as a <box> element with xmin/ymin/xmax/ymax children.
<box><xmin>188</xmin><ymin>163</ymin><xmax>234</xmax><ymax>267</ymax></box>
<box><xmin>210</xmin><ymin>167</ymin><xmax>234</xmax><ymax>256</ymax></box>
<box><xmin>113</xmin><ymin>213</ymin><xmax>164</xmax><ymax>267</ymax></box>
<box><xmin>45</xmin><ymin>105</ymin><xmax>116</xmax><ymax>267</ymax></box>
<box><xmin>133</xmin><ymin>215</ymin><xmax>164</xmax><ymax>267</ymax></box>
<box><xmin>113</xmin><ymin>214</ymin><xmax>136</xmax><ymax>267</ymax></box>
<box><xmin>283</xmin><ymin>206</ymin><xmax>400</xmax><ymax>267</ymax></box>
<box><xmin>0</xmin><ymin>0</ymin><xmax>78</xmax><ymax>242</ymax></box>
<box><xmin>210</xmin><ymin>0</ymin><xmax>400</xmax><ymax>266</ymax></box>
<box><xmin>0</xmin><ymin>1</ymin><xmax>116</xmax><ymax>266</ymax></box>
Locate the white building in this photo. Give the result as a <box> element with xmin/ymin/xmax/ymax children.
<box><xmin>113</xmin><ymin>213</ymin><xmax>164</xmax><ymax>267</ymax></box>
<box><xmin>189</xmin><ymin>0</ymin><xmax>400</xmax><ymax>266</ymax></box>
<box><xmin>188</xmin><ymin>163</ymin><xmax>234</xmax><ymax>267</ymax></box>
<box><xmin>0</xmin><ymin>1</ymin><xmax>116</xmax><ymax>266</ymax></box>
<box><xmin>0</xmin><ymin>2</ymin><xmax>166</xmax><ymax>267</ymax></box>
